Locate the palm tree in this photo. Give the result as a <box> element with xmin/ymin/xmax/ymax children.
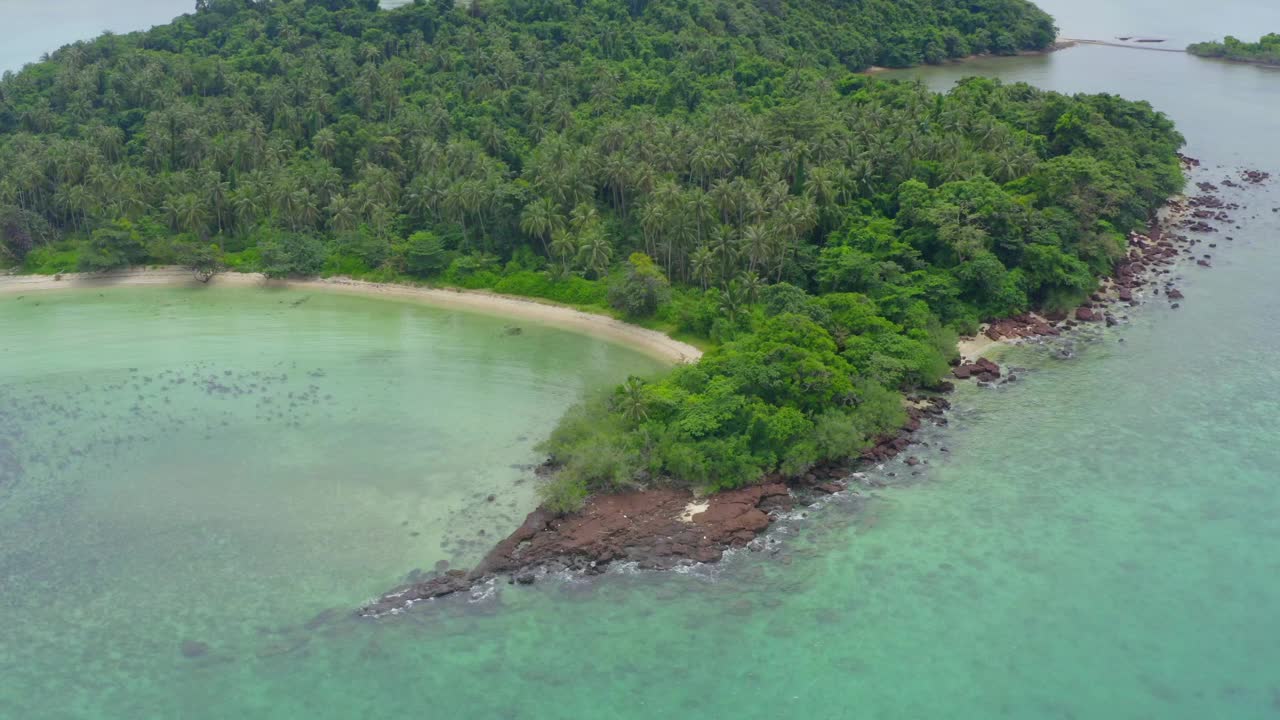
<box><xmin>291</xmin><ymin>189</ymin><xmax>320</xmax><ymax>230</ymax></box>
<box><xmin>737</xmin><ymin>271</ymin><xmax>765</xmax><ymax>304</ymax></box>
<box><xmin>549</xmin><ymin>229</ymin><xmax>578</xmax><ymax>276</ymax></box>
<box><xmin>569</xmin><ymin>202</ymin><xmax>598</xmax><ymax>232</ymax></box>
<box><xmin>603</xmin><ymin>153</ymin><xmax>631</xmax><ymax>215</ymax></box>
<box><xmin>403</xmin><ymin>174</ymin><xmax>436</xmax><ymax>225</ymax></box>
<box><xmin>686</xmin><ymin>188</ymin><xmax>714</xmax><ymax>245</ymax></box>
<box><xmin>709</xmin><ymin>224</ymin><xmax>738</xmax><ymax>284</ymax></box>
<box><xmin>741</xmin><ymin>223</ymin><xmax>769</xmax><ymax>274</ymax></box>
<box><xmin>520</xmin><ymin>197</ymin><xmax>564</xmax><ymax>257</ymax></box>
<box><xmin>231</xmin><ymin>189</ymin><xmax>262</xmax><ymax>232</ymax></box>
<box><xmin>165</xmin><ymin>193</ymin><xmax>209</xmax><ymax>236</ymax></box>
<box><xmin>689</xmin><ymin>245</ymin><xmax>715</xmax><ymax>290</ymax></box>
<box><xmin>616</xmin><ymin>377</ymin><xmax>650</xmax><ymax>424</ymax></box>
<box><xmin>803</xmin><ymin>165</ymin><xmax>836</xmax><ymax>208</ymax></box>
<box><xmin>206</xmin><ymin>177</ymin><xmax>230</xmax><ymax>233</ymax></box>
<box><xmin>575</xmin><ymin>228</ymin><xmax>613</xmax><ymax>279</ymax></box>
<box><xmin>709</xmin><ymin>177</ymin><xmax>736</xmax><ymax>225</ymax></box>
<box><xmin>327</xmin><ymin>194</ymin><xmax>358</xmax><ymax>232</ymax></box>
<box><xmin>312</xmin><ymin>127</ymin><xmax>337</xmax><ymax>160</ymax></box>
<box><xmin>442</xmin><ymin>181</ymin><xmax>470</xmax><ymax>242</ymax></box>
<box><xmin>638</xmin><ymin>201</ymin><xmax>667</xmax><ymax>259</ymax></box>
<box><xmin>719</xmin><ymin>279</ymin><xmax>747</xmax><ymax>326</ymax></box>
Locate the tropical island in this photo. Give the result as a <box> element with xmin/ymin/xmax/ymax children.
<box><xmin>0</xmin><ymin>0</ymin><xmax>1186</xmax><ymax>600</ymax></box>
<box><xmin>1187</xmin><ymin>33</ymin><xmax>1280</xmax><ymax>66</ymax></box>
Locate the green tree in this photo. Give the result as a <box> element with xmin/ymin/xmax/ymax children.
<box><xmin>608</xmin><ymin>252</ymin><xmax>671</xmax><ymax>318</ymax></box>
<box><xmin>397</xmin><ymin>231</ymin><xmax>449</xmax><ymax>278</ymax></box>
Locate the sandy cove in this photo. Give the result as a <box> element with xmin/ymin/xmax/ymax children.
<box><xmin>0</xmin><ymin>263</ymin><xmax>952</xmax><ymax>616</ymax></box>
<box><xmin>6</xmin><ymin>184</ymin><xmax>1225</xmax><ymax>615</ymax></box>
<box><xmin>0</xmin><ymin>267</ymin><xmax>703</xmax><ymax>365</ymax></box>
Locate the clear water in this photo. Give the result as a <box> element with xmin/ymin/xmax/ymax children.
<box><xmin>4</xmin><ymin>0</ymin><xmax>1280</xmax><ymax>718</ymax></box>
<box><xmin>0</xmin><ymin>286</ymin><xmax>663</xmax><ymax>717</ymax></box>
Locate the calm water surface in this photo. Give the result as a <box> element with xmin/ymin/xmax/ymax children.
<box><xmin>4</xmin><ymin>0</ymin><xmax>1280</xmax><ymax>718</ymax></box>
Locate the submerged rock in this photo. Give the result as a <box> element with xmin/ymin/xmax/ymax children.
<box><xmin>180</xmin><ymin>640</ymin><xmax>210</xmax><ymax>658</ymax></box>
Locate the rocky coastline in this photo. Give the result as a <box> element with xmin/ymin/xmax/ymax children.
<box><xmin>952</xmin><ymin>157</ymin><xmax>1269</xmax><ymax>360</ymax></box>
<box><xmin>359</xmin><ymin>393</ymin><xmax>951</xmax><ymax>616</ymax></box>
<box><xmin>360</xmin><ymin>156</ymin><xmax>1268</xmax><ymax>618</ymax></box>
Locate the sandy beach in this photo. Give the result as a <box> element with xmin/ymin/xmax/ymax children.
<box><xmin>956</xmin><ymin>333</ymin><xmax>1000</xmax><ymax>360</ymax></box>
<box><xmin>0</xmin><ymin>267</ymin><xmax>704</xmax><ymax>365</ymax></box>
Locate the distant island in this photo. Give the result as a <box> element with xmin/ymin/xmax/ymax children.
<box><xmin>1188</xmin><ymin>34</ymin><xmax>1280</xmax><ymax>66</ymax></box>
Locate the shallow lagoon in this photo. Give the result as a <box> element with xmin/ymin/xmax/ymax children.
<box><xmin>0</xmin><ymin>286</ymin><xmax>662</xmax><ymax>716</ymax></box>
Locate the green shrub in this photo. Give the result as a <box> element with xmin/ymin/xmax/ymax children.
<box><xmin>321</xmin><ymin>253</ymin><xmax>372</xmax><ymax>277</ymax></box>
<box><xmin>396</xmin><ymin>231</ymin><xmax>449</xmax><ymax>278</ymax></box>
<box><xmin>0</xmin><ymin>205</ymin><xmax>52</xmax><ymax>263</ymax></box>
<box><xmin>22</xmin><ymin>245</ymin><xmax>80</xmax><ymax>274</ymax></box>
<box><xmin>222</xmin><ymin>248</ymin><xmax>261</xmax><ymax>272</ymax></box>
<box><xmin>443</xmin><ymin>253</ymin><xmax>501</xmax><ymax>288</ymax></box>
<box><xmin>493</xmin><ymin>270</ymin><xmax>608</xmax><ymax>306</ymax></box>
<box><xmin>173</xmin><ymin>239</ymin><xmax>225</xmax><ymax>277</ymax></box>
<box><xmin>258</xmin><ymin>233</ymin><xmax>326</xmax><ymax>278</ymax></box>
<box><xmin>79</xmin><ymin>220</ymin><xmax>148</xmax><ymax>271</ymax></box>
<box><xmin>608</xmin><ymin>253</ymin><xmax>671</xmax><ymax>319</ymax></box>
<box><xmin>537</xmin><ymin>474</ymin><xmax>590</xmax><ymax>514</ymax></box>
<box><xmin>662</xmin><ymin>289</ymin><xmax>721</xmax><ymax>337</ymax></box>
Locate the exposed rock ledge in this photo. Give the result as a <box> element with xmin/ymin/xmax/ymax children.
<box><xmin>359</xmin><ymin>395</ymin><xmax>951</xmax><ymax>617</ymax></box>
<box><xmin>360</xmin><ymin>483</ymin><xmax>790</xmax><ymax>616</ymax></box>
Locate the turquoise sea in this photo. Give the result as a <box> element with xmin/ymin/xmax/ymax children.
<box><xmin>3</xmin><ymin>1</ymin><xmax>1280</xmax><ymax>717</ymax></box>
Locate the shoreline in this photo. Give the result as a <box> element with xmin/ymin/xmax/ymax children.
<box><xmin>1060</xmin><ymin>38</ymin><xmax>1186</xmax><ymax>54</ymax></box>
<box><xmin>0</xmin><ymin>267</ymin><xmax>703</xmax><ymax>365</ymax></box>
<box><xmin>359</xmin><ymin>156</ymin><xmax>1269</xmax><ymax>616</ymax></box>
<box><xmin>6</xmin><ymin>156</ymin><xmax>1250</xmax><ymax>618</ymax></box>
<box><xmin>863</xmin><ymin>40</ymin><xmax>1078</xmax><ymax>75</ymax></box>
<box><xmin>1185</xmin><ymin>51</ymin><xmax>1280</xmax><ymax>70</ymax></box>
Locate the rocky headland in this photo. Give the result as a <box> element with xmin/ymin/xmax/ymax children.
<box><xmin>950</xmin><ymin>157</ymin><xmax>1270</xmax><ymax>363</ymax></box>
<box><xmin>360</xmin><ymin>394</ymin><xmax>951</xmax><ymax>616</ymax></box>
<box><xmin>361</xmin><ymin>157</ymin><xmax>1270</xmax><ymax>618</ymax></box>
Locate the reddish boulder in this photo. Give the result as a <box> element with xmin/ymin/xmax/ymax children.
<box><xmin>974</xmin><ymin>358</ymin><xmax>1001</xmax><ymax>377</ymax></box>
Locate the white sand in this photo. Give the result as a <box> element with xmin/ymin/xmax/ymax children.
<box><xmin>679</xmin><ymin>501</ymin><xmax>710</xmax><ymax>523</ymax></box>
<box><xmin>957</xmin><ymin>329</ymin><xmax>998</xmax><ymax>361</ymax></box>
<box><xmin>0</xmin><ymin>267</ymin><xmax>703</xmax><ymax>365</ymax></box>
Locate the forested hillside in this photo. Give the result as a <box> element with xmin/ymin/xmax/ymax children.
<box><xmin>0</xmin><ymin>0</ymin><xmax>1184</xmax><ymax>502</ymax></box>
